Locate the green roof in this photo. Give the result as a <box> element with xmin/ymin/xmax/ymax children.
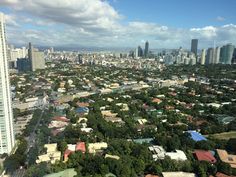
<box><xmin>44</xmin><ymin>169</ymin><xmax>77</xmax><ymax>177</ymax></box>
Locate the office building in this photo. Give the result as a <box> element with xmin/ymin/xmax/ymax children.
<box><xmin>17</xmin><ymin>58</ymin><xmax>31</xmax><ymax>72</ymax></box>
<box><xmin>28</xmin><ymin>42</ymin><xmax>45</xmax><ymax>71</ymax></box>
<box><xmin>0</xmin><ymin>12</ymin><xmax>15</xmax><ymax>154</ymax></box>
<box><xmin>220</xmin><ymin>44</ymin><xmax>235</xmax><ymax>64</ymax></box>
<box><xmin>135</xmin><ymin>46</ymin><xmax>143</xmax><ymax>58</ymax></box>
<box><xmin>200</xmin><ymin>49</ymin><xmax>206</xmax><ymax>65</ymax></box>
<box><xmin>144</xmin><ymin>41</ymin><xmax>149</xmax><ymax>58</ymax></box>
<box><xmin>7</xmin><ymin>46</ymin><xmax>27</xmax><ymax>68</ymax></box>
<box><xmin>191</xmin><ymin>39</ymin><xmax>198</xmax><ymax>56</ymax></box>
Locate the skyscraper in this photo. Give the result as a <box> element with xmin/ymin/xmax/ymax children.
<box><xmin>200</xmin><ymin>49</ymin><xmax>206</xmax><ymax>65</ymax></box>
<box><xmin>28</xmin><ymin>42</ymin><xmax>45</xmax><ymax>71</ymax></box>
<box><xmin>206</xmin><ymin>48</ymin><xmax>214</xmax><ymax>65</ymax></box>
<box><xmin>220</xmin><ymin>44</ymin><xmax>235</xmax><ymax>64</ymax></box>
<box><xmin>0</xmin><ymin>13</ymin><xmax>15</xmax><ymax>154</ymax></box>
<box><xmin>214</xmin><ymin>47</ymin><xmax>221</xmax><ymax>64</ymax></box>
<box><xmin>144</xmin><ymin>41</ymin><xmax>149</xmax><ymax>58</ymax></box>
<box><xmin>191</xmin><ymin>39</ymin><xmax>198</xmax><ymax>56</ymax></box>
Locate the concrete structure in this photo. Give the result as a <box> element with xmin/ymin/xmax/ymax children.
<box><xmin>88</xmin><ymin>142</ymin><xmax>108</xmax><ymax>153</ymax></box>
<box><xmin>28</xmin><ymin>42</ymin><xmax>45</xmax><ymax>71</ymax></box>
<box><xmin>14</xmin><ymin>114</ymin><xmax>33</xmax><ymax>135</ymax></box>
<box><xmin>0</xmin><ymin>12</ymin><xmax>15</xmax><ymax>154</ymax></box>
<box><xmin>191</xmin><ymin>39</ymin><xmax>198</xmax><ymax>56</ymax></box>
<box><xmin>13</xmin><ymin>96</ymin><xmax>48</xmax><ymax>111</ymax></box>
<box><xmin>162</xmin><ymin>172</ymin><xmax>196</xmax><ymax>177</ymax></box>
<box><xmin>36</xmin><ymin>144</ymin><xmax>61</xmax><ymax>164</ymax></box>
<box><xmin>165</xmin><ymin>150</ymin><xmax>188</xmax><ymax>161</ymax></box>
<box><xmin>200</xmin><ymin>49</ymin><xmax>206</xmax><ymax>65</ymax></box>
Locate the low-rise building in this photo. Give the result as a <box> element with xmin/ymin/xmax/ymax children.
<box><xmin>36</xmin><ymin>144</ymin><xmax>61</xmax><ymax>164</ymax></box>
<box><xmin>193</xmin><ymin>150</ymin><xmax>217</xmax><ymax>163</ymax></box>
<box><xmin>88</xmin><ymin>142</ymin><xmax>108</xmax><ymax>154</ymax></box>
<box><xmin>162</xmin><ymin>172</ymin><xmax>196</xmax><ymax>177</ymax></box>
<box><xmin>217</xmin><ymin>149</ymin><xmax>236</xmax><ymax>168</ymax></box>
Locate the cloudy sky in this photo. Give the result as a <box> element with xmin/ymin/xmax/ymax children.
<box><xmin>0</xmin><ymin>0</ymin><xmax>236</xmax><ymax>49</ymax></box>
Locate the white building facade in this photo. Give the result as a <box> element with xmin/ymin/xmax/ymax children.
<box><xmin>0</xmin><ymin>13</ymin><xmax>15</xmax><ymax>154</ymax></box>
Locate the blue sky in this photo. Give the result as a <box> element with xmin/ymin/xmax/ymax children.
<box><xmin>0</xmin><ymin>0</ymin><xmax>236</xmax><ymax>49</ymax></box>
<box><xmin>110</xmin><ymin>0</ymin><xmax>236</xmax><ymax>28</ymax></box>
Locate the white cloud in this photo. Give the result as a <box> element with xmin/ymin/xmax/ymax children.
<box><xmin>190</xmin><ymin>26</ymin><xmax>217</xmax><ymax>39</ymax></box>
<box><xmin>1</xmin><ymin>0</ymin><xmax>236</xmax><ymax>49</ymax></box>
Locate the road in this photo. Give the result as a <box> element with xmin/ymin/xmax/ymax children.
<box><xmin>26</xmin><ymin>109</ymin><xmax>45</xmax><ymax>163</ymax></box>
<box><xmin>2</xmin><ymin>109</ymin><xmax>46</xmax><ymax>177</ymax></box>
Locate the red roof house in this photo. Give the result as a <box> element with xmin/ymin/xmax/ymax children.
<box><xmin>194</xmin><ymin>150</ymin><xmax>217</xmax><ymax>163</ymax></box>
<box><xmin>64</xmin><ymin>142</ymin><xmax>86</xmax><ymax>161</ymax></box>
<box><xmin>64</xmin><ymin>149</ymin><xmax>73</xmax><ymax>162</ymax></box>
<box><xmin>76</xmin><ymin>142</ymin><xmax>86</xmax><ymax>153</ymax></box>
<box><xmin>53</xmin><ymin>116</ymin><xmax>69</xmax><ymax>122</ymax></box>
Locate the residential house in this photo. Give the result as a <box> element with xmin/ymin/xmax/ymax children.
<box><xmin>217</xmin><ymin>149</ymin><xmax>236</xmax><ymax>168</ymax></box>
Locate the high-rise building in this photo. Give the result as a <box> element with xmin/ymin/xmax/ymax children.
<box><xmin>135</xmin><ymin>46</ymin><xmax>143</xmax><ymax>58</ymax></box>
<box><xmin>191</xmin><ymin>39</ymin><xmax>198</xmax><ymax>56</ymax></box>
<box><xmin>232</xmin><ymin>48</ymin><xmax>236</xmax><ymax>64</ymax></box>
<box><xmin>144</xmin><ymin>41</ymin><xmax>149</xmax><ymax>58</ymax></box>
<box><xmin>200</xmin><ymin>49</ymin><xmax>206</xmax><ymax>65</ymax></box>
<box><xmin>138</xmin><ymin>46</ymin><xmax>143</xmax><ymax>57</ymax></box>
<box><xmin>214</xmin><ymin>47</ymin><xmax>221</xmax><ymax>64</ymax></box>
<box><xmin>28</xmin><ymin>42</ymin><xmax>45</xmax><ymax>71</ymax></box>
<box><xmin>206</xmin><ymin>48</ymin><xmax>214</xmax><ymax>65</ymax></box>
<box><xmin>17</xmin><ymin>58</ymin><xmax>31</xmax><ymax>72</ymax></box>
<box><xmin>220</xmin><ymin>44</ymin><xmax>235</xmax><ymax>64</ymax></box>
<box><xmin>0</xmin><ymin>12</ymin><xmax>15</xmax><ymax>154</ymax></box>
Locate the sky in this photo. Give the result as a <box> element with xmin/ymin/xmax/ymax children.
<box><xmin>0</xmin><ymin>0</ymin><xmax>236</xmax><ymax>49</ymax></box>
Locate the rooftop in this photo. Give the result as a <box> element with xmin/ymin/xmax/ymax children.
<box><xmin>217</xmin><ymin>149</ymin><xmax>236</xmax><ymax>168</ymax></box>
<box><xmin>187</xmin><ymin>130</ymin><xmax>207</xmax><ymax>142</ymax></box>
<box><xmin>194</xmin><ymin>150</ymin><xmax>217</xmax><ymax>163</ymax></box>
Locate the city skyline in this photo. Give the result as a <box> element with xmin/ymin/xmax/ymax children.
<box><xmin>0</xmin><ymin>0</ymin><xmax>236</xmax><ymax>49</ymax></box>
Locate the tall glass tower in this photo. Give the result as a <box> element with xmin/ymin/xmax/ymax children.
<box><xmin>0</xmin><ymin>12</ymin><xmax>15</xmax><ymax>154</ymax></box>
<box><xmin>191</xmin><ymin>39</ymin><xmax>198</xmax><ymax>56</ymax></box>
<box><xmin>144</xmin><ymin>41</ymin><xmax>149</xmax><ymax>58</ymax></box>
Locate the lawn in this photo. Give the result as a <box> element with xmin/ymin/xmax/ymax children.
<box><xmin>206</xmin><ymin>131</ymin><xmax>236</xmax><ymax>140</ymax></box>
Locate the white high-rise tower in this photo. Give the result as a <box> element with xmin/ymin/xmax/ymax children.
<box><xmin>0</xmin><ymin>12</ymin><xmax>15</xmax><ymax>154</ymax></box>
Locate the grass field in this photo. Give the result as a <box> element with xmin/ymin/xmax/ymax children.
<box><xmin>206</xmin><ymin>131</ymin><xmax>236</xmax><ymax>140</ymax></box>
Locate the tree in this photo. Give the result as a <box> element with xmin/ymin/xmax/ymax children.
<box><xmin>57</xmin><ymin>139</ymin><xmax>68</xmax><ymax>153</ymax></box>
<box><xmin>227</xmin><ymin>138</ymin><xmax>236</xmax><ymax>153</ymax></box>
<box><xmin>217</xmin><ymin>162</ymin><xmax>232</xmax><ymax>175</ymax></box>
<box><xmin>25</xmin><ymin>163</ymin><xmax>49</xmax><ymax>177</ymax></box>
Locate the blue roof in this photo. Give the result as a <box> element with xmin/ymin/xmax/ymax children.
<box><xmin>75</xmin><ymin>107</ymin><xmax>89</xmax><ymax>113</ymax></box>
<box><xmin>187</xmin><ymin>131</ymin><xmax>207</xmax><ymax>142</ymax></box>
